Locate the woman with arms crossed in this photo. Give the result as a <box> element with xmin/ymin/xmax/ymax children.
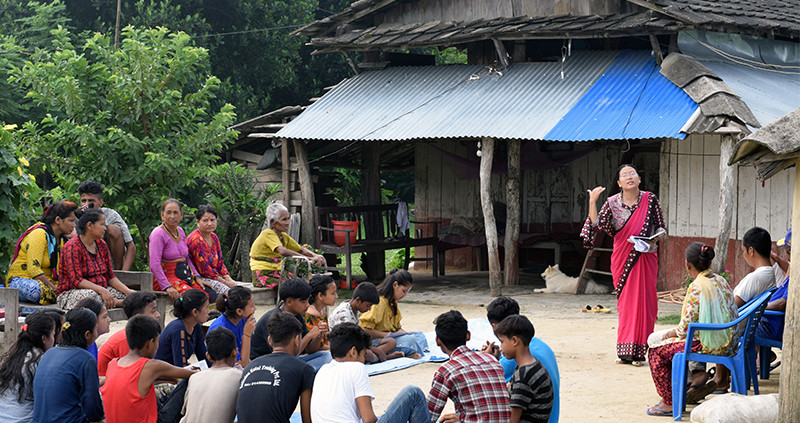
<box><xmin>581</xmin><ymin>164</ymin><xmax>666</xmax><ymax>365</ymax></box>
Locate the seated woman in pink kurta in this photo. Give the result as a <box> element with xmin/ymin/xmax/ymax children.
<box><xmin>149</xmin><ymin>199</ymin><xmax>215</xmax><ymax>302</ymax></box>
<box><xmin>187</xmin><ymin>205</ymin><xmax>236</xmax><ymax>296</ymax></box>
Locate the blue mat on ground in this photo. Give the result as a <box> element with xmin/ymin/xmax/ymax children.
<box><xmin>364</xmin><ymin>318</ymin><xmax>498</xmax><ymax>376</ymax></box>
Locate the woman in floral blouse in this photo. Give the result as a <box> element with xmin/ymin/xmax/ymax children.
<box><xmin>187</xmin><ymin>205</ymin><xmax>236</xmax><ymax>296</ymax></box>
<box><xmin>645</xmin><ymin>242</ymin><xmax>737</xmax><ymax>416</ymax></box>
<box><xmin>582</xmin><ymin>164</ymin><xmax>666</xmax><ymax>365</ymax></box>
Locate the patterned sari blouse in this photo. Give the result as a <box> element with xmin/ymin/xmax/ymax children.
<box><xmin>186</xmin><ymin>230</ymin><xmax>229</xmax><ymax>279</ymax></box>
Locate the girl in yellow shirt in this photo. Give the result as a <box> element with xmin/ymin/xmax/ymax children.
<box><xmin>359</xmin><ymin>269</ymin><xmax>428</xmax><ymax>358</ymax></box>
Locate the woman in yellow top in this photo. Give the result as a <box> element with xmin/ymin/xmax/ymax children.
<box><xmin>250</xmin><ymin>203</ymin><xmax>325</xmax><ymax>288</ymax></box>
<box><xmin>6</xmin><ymin>201</ymin><xmax>78</xmax><ymax>304</ymax></box>
<box><xmin>359</xmin><ymin>269</ymin><xmax>428</xmax><ymax>358</ymax></box>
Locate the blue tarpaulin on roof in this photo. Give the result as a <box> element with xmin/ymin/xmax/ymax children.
<box><xmin>545</xmin><ymin>50</ymin><xmax>698</xmax><ymax>141</ymax></box>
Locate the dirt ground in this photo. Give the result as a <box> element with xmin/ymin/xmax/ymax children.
<box><xmin>98</xmin><ymin>270</ymin><xmax>781</xmax><ymax>422</ymax></box>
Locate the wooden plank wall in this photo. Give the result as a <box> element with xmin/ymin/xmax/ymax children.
<box><xmin>415</xmin><ymin>141</ymin><xmax>623</xmax><ymax>227</ymax></box>
<box><xmin>661</xmin><ymin>133</ymin><xmax>794</xmax><ymax>240</ymax></box>
<box><xmin>379</xmin><ymin>0</ymin><xmax>638</xmax><ymax>24</ymax></box>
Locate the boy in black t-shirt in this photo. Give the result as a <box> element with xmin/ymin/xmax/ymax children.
<box><xmin>250</xmin><ymin>278</ymin><xmax>331</xmax><ymax>370</ymax></box>
<box><xmin>237</xmin><ymin>311</ymin><xmax>315</xmax><ymax>423</ymax></box>
<box><xmin>495</xmin><ymin>315</ymin><xmax>554</xmax><ymax>423</ymax></box>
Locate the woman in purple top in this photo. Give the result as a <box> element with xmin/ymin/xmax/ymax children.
<box><xmin>149</xmin><ymin>199</ymin><xmax>216</xmax><ymax>302</ymax></box>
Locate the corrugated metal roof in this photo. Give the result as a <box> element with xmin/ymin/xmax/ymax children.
<box><xmin>277</xmin><ymin>50</ymin><xmax>618</xmax><ymax>141</ymax></box>
<box><xmin>545</xmin><ymin>50</ymin><xmax>698</xmax><ymax>141</ymax></box>
<box><xmin>276</xmin><ymin>50</ymin><xmax>700</xmax><ymax>142</ymax></box>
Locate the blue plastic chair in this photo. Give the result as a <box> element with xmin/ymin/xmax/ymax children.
<box><xmin>753</xmin><ymin>309</ymin><xmax>784</xmax><ymax>380</ymax></box>
<box><xmin>670</xmin><ymin>288</ymin><xmax>773</xmax><ymax>421</ymax></box>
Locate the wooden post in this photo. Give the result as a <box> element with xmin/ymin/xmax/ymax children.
<box><xmin>504</xmin><ymin>139</ymin><xmax>521</xmax><ymax>286</ymax></box>
<box><xmin>491</xmin><ymin>38</ymin><xmax>510</xmax><ymax>69</ymax></box>
<box><xmin>779</xmin><ymin>158</ymin><xmax>800</xmax><ymax>421</ymax></box>
<box><xmin>713</xmin><ymin>134</ymin><xmax>736</xmax><ymax>273</ymax></box>
<box><xmin>292</xmin><ymin>139</ymin><xmax>316</xmax><ymax>245</ymax></box>
<box><xmin>362</xmin><ymin>142</ymin><xmax>385</xmax><ymax>280</ymax></box>
<box><xmin>480</xmin><ymin>137</ymin><xmax>502</xmax><ymax>296</ymax></box>
<box><xmin>281</xmin><ymin>138</ymin><xmax>290</xmax><ymax>207</ymax></box>
<box><xmin>1</xmin><ymin>288</ymin><xmax>19</xmax><ymax>354</ymax></box>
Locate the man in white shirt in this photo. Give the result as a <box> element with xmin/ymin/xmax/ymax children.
<box><xmin>733</xmin><ymin>227</ymin><xmax>776</xmax><ymax>307</ymax></box>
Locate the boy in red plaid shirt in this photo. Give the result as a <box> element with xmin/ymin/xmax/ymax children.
<box><xmin>427</xmin><ymin>310</ymin><xmax>510</xmax><ymax>423</ymax></box>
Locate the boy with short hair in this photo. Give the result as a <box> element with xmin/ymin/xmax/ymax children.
<box><xmin>494</xmin><ymin>315</ymin><xmax>554</xmax><ymax>423</ymax></box>
<box><xmin>181</xmin><ymin>327</ymin><xmax>241</xmax><ymax>423</ymax></box>
<box><xmin>238</xmin><ymin>311</ymin><xmax>315</xmax><ymax>423</ymax></box>
<box><xmin>483</xmin><ymin>296</ymin><xmax>560</xmax><ymax>423</ymax></box>
<box><xmin>101</xmin><ymin>315</ymin><xmax>195</xmax><ymax>423</ymax></box>
<box><xmin>98</xmin><ymin>292</ymin><xmax>160</xmax><ymax>376</ymax></box>
<box><xmin>311</xmin><ymin>323</ymin><xmax>430</xmax><ymax>423</ymax></box>
<box><xmin>250</xmin><ymin>278</ymin><xmax>331</xmax><ymax>370</ymax></box>
<box><xmin>734</xmin><ymin>226</ymin><xmax>776</xmax><ymax>307</ymax></box>
<box><xmin>328</xmin><ymin>281</ymin><xmax>400</xmax><ymax>363</ymax></box>
<box><xmin>428</xmin><ymin>310</ymin><xmax>510</xmax><ymax>423</ymax></box>
<box><xmin>78</xmin><ymin>180</ymin><xmax>136</xmax><ymax>270</ymax></box>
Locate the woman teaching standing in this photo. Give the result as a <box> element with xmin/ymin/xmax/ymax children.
<box><xmin>581</xmin><ymin>164</ymin><xmax>666</xmax><ymax>365</ymax></box>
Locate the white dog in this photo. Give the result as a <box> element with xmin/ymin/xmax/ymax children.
<box><xmin>535</xmin><ymin>264</ymin><xmax>611</xmax><ymax>294</ymax></box>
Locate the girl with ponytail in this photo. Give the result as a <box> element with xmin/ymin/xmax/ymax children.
<box><xmin>359</xmin><ymin>269</ymin><xmax>428</xmax><ymax>357</ymax></box>
<box><xmin>32</xmin><ymin>307</ymin><xmax>104</xmax><ymax>422</ymax></box>
<box><xmin>0</xmin><ymin>311</ymin><xmax>57</xmax><ymax>421</ymax></box>
<box><xmin>155</xmin><ymin>289</ymin><xmax>211</xmax><ymax>367</ymax></box>
<box><xmin>207</xmin><ymin>286</ymin><xmax>256</xmax><ymax>367</ymax></box>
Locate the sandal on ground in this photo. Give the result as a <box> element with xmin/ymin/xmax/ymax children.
<box><xmin>631</xmin><ymin>360</ymin><xmax>646</xmax><ymax>367</ymax></box>
<box><xmin>615</xmin><ymin>358</ymin><xmax>631</xmax><ymax>365</ymax></box>
<box><xmin>582</xmin><ymin>305</ymin><xmax>592</xmax><ymax>312</ymax></box>
<box><xmin>686</xmin><ymin>381</ymin><xmax>717</xmax><ymax>404</ymax></box>
<box><xmin>646</xmin><ymin>405</ymin><xmax>672</xmax><ymax>416</ymax></box>
<box><xmin>594</xmin><ymin>304</ymin><xmax>611</xmax><ymax>313</ymax></box>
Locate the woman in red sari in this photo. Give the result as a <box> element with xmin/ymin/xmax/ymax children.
<box><xmin>582</xmin><ymin>164</ymin><xmax>666</xmax><ymax>366</ymax></box>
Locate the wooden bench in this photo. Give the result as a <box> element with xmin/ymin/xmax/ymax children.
<box><xmin>315</xmin><ymin>204</ymin><xmax>439</xmax><ymax>285</ymax></box>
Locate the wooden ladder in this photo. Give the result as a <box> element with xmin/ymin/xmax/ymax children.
<box><xmin>576</xmin><ymin>232</ymin><xmax>613</xmax><ymax>294</ymax></box>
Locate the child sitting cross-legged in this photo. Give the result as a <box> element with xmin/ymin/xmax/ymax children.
<box><xmin>328</xmin><ymin>281</ymin><xmax>401</xmax><ymax>363</ymax></box>
<box><xmin>180</xmin><ymin>327</ymin><xmax>241</xmax><ymax>423</ymax></box>
<box><xmin>311</xmin><ymin>323</ymin><xmax>430</xmax><ymax>423</ymax></box>
<box><xmin>495</xmin><ymin>315</ymin><xmax>554</xmax><ymax>423</ymax></box>
<box><xmin>250</xmin><ymin>278</ymin><xmax>331</xmax><ymax>371</ymax></box>
<box><xmin>238</xmin><ymin>311</ymin><xmax>316</xmax><ymax>423</ymax></box>
<box><xmin>427</xmin><ymin>310</ymin><xmax>510</xmax><ymax>423</ymax></box>
<box><xmin>101</xmin><ymin>315</ymin><xmax>196</xmax><ymax>423</ymax></box>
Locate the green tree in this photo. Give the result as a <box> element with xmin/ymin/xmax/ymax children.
<box><xmin>0</xmin><ymin>125</ymin><xmax>42</xmax><ymax>280</ymax></box>
<box><xmin>11</xmin><ymin>26</ymin><xmax>238</xmax><ymax>251</ymax></box>
<box><xmin>0</xmin><ymin>0</ymin><xmax>72</xmax><ymax>124</ymax></box>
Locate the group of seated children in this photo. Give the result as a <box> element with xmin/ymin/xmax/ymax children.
<box><xmin>1</xmin><ymin>267</ymin><xmax>559</xmax><ymax>423</ymax></box>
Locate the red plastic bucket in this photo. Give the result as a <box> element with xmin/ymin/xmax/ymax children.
<box><xmin>332</xmin><ymin>220</ymin><xmax>359</xmax><ymax>246</ymax></box>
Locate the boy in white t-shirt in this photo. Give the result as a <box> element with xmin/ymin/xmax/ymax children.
<box><xmin>733</xmin><ymin>227</ymin><xmax>776</xmax><ymax>307</ymax></box>
<box><xmin>310</xmin><ymin>323</ymin><xmax>429</xmax><ymax>423</ymax></box>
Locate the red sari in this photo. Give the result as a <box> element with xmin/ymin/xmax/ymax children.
<box><xmin>581</xmin><ymin>190</ymin><xmax>665</xmax><ymax>361</ymax></box>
